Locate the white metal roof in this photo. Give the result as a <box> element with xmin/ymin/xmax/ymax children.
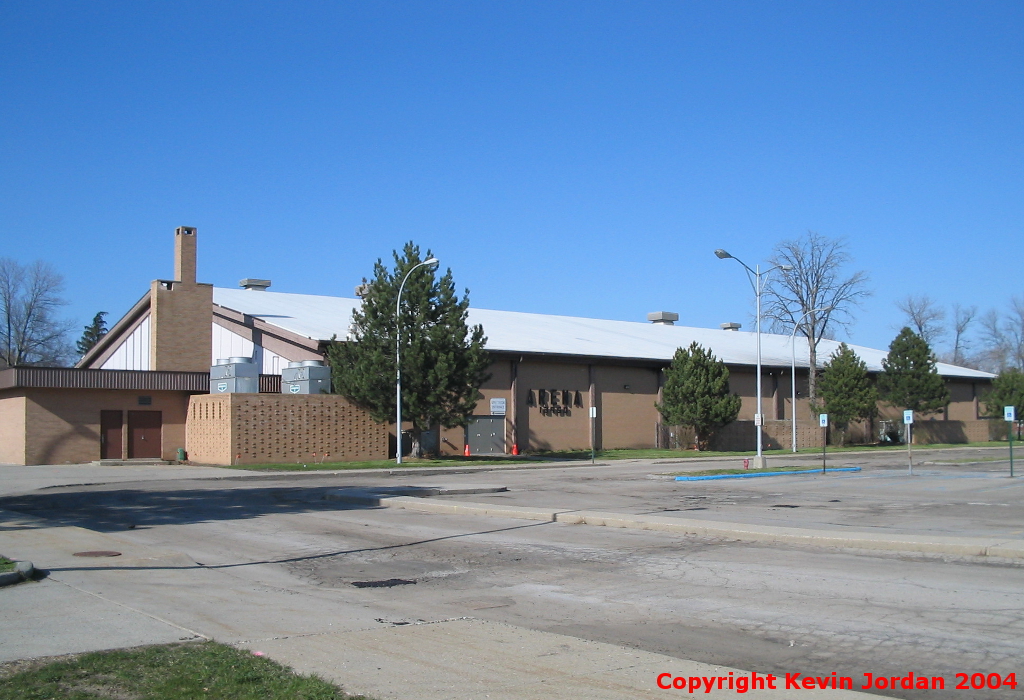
<box><xmin>213</xmin><ymin>288</ymin><xmax>994</xmax><ymax>379</ymax></box>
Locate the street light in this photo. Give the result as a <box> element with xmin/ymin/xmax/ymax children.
<box><xmin>395</xmin><ymin>257</ymin><xmax>439</xmax><ymax>465</ymax></box>
<box><xmin>715</xmin><ymin>249</ymin><xmax>792</xmax><ymax>469</ymax></box>
<box><xmin>790</xmin><ymin>306</ymin><xmax>833</xmax><ymax>453</ymax></box>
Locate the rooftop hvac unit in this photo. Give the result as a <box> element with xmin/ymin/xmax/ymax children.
<box><xmin>281</xmin><ymin>360</ymin><xmax>331</xmax><ymax>395</ymax></box>
<box><xmin>210</xmin><ymin>357</ymin><xmax>259</xmax><ymax>394</ymax></box>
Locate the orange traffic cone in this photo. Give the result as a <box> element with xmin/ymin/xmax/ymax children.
<box><xmin>511</xmin><ymin>444</ymin><xmax>519</xmax><ymax>456</ymax></box>
<box><xmin>464</xmin><ymin>443</ymin><xmax>471</xmax><ymax>457</ymax></box>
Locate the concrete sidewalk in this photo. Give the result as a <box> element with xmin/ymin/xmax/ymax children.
<box><xmin>328</xmin><ymin>491</ymin><xmax>1024</xmax><ymax>560</ymax></box>
<box><xmin>0</xmin><ymin>510</ymin><xmax>885</xmax><ymax>699</ymax></box>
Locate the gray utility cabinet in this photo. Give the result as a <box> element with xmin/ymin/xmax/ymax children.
<box><xmin>281</xmin><ymin>360</ymin><xmax>331</xmax><ymax>395</ymax></box>
<box><xmin>210</xmin><ymin>357</ymin><xmax>259</xmax><ymax>394</ymax></box>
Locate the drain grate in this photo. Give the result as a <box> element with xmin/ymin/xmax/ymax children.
<box><xmin>73</xmin><ymin>551</ymin><xmax>122</xmax><ymax>557</ymax></box>
<box><xmin>352</xmin><ymin>578</ymin><xmax>416</xmax><ymax>588</ymax></box>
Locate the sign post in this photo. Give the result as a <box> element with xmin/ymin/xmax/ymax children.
<box><xmin>903</xmin><ymin>410</ymin><xmax>914</xmax><ymax>475</ymax></box>
<box><xmin>589</xmin><ymin>406</ymin><xmax>597</xmax><ymax>464</ymax></box>
<box><xmin>1006</xmin><ymin>406</ymin><xmax>1016</xmax><ymax>478</ymax></box>
<box><xmin>819</xmin><ymin>414</ymin><xmax>828</xmax><ymax>473</ymax></box>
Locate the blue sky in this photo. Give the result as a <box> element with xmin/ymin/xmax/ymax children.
<box><xmin>2</xmin><ymin>1</ymin><xmax>1021</xmax><ymax>356</ymax></box>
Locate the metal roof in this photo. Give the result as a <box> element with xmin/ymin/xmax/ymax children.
<box><xmin>212</xmin><ymin>288</ymin><xmax>994</xmax><ymax>380</ymax></box>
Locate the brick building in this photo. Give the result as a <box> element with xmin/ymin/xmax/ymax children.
<box><xmin>0</xmin><ymin>226</ymin><xmax>995</xmax><ymax>465</ymax></box>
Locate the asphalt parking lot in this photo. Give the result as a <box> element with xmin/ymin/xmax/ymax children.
<box><xmin>1</xmin><ymin>446</ymin><xmax>1022</xmax><ymax>700</ymax></box>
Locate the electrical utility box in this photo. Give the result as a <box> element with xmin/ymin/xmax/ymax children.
<box><xmin>210</xmin><ymin>357</ymin><xmax>259</xmax><ymax>394</ymax></box>
<box><xmin>281</xmin><ymin>360</ymin><xmax>331</xmax><ymax>395</ymax></box>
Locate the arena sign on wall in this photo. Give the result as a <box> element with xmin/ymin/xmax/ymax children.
<box><xmin>525</xmin><ymin>389</ymin><xmax>585</xmax><ymax>416</ymax></box>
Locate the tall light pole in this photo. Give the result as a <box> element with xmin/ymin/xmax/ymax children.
<box><xmin>790</xmin><ymin>306</ymin><xmax>833</xmax><ymax>453</ymax></box>
<box><xmin>395</xmin><ymin>257</ymin><xmax>439</xmax><ymax>465</ymax></box>
<box><xmin>715</xmin><ymin>249</ymin><xmax>792</xmax><ymax>469</ymax></box>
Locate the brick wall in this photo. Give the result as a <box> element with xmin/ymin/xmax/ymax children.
<box><xmin>0</xmin><ymin>392</ymin><xmax>27</xmax><ymax>464</ymax></box>
<box><xmin>186</xmin><ymin>393</ymin><xmax>387</xmax><ymax>465</ymax></box>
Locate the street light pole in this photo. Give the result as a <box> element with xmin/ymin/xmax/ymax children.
<box><xmin>790</xmin><ymin>306</ymin><xmax>833</xmax><ymax>453</ymax></box>
<box><xmin>715</xmin><ymin>249</ymin><xmax>792</xmax><ymax>469</ymax></box>
<box><xmin>395</xmin><ymin>257</ymin><xmax>439</xmax><ymax>465</ymax></box>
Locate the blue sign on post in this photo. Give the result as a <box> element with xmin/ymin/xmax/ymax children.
<box><xmin>1006</xmin><ymin>406</ymin><xmax>1016</xmax><ymax>422</ymax></box>
<box><xmin>819</xmin><ymin>414</ymin><xmax>828</xmax><ymax>427</ymax></box>
<box><xmin>903</xmin><ymin>410</ymin><xmax>914</xmax><ymax>425</ymax></box>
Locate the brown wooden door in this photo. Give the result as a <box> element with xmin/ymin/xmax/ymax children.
<box><xmin>100</xmin><ymin>410</ymin><xmax>123</xmax><ymax>459</ymax></box>
<box><xmin>128</xmin><ymin>410</ymin><xmax>162</xmax><ymax>459</ymax></box>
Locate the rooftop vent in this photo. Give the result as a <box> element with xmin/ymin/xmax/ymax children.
<box><xmin>721</xmin><ymin>322</ymin><xmax>742</xmax><ymax>331</ymax></box>
<box><xmin>239</xmin><ymin>278</ymin><xmax>271</xmax><ymax>291</ymax></box>
<box><xmin>647</xmin><ymin>311</ymin><xmax>679</xmax><ymax>325</ymax></box>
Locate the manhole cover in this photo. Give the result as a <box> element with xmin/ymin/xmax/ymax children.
<box><xmin>352</xmin><ymin>578</ymin><xmax>416</xmax><ymax>588</ymax></box>
<box><xmin>73</xmin><ymin>551</ymin><xmax>122</xmax><ymax>557</ymax></box>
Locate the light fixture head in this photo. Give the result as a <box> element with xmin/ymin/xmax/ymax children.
<box><xmin>425</xmin><ymin>257</ymin><xmax>439</xmax><ymax>265</ymax></box>
<box><xmin>780</xmin><ymin>264</ymin><xmax>794</xmax><ymax>271</ymax></box>
<box><xmin>714</xmin><ymin>249</ymin><xmax>732</xmax><ymax>259</ymax></box>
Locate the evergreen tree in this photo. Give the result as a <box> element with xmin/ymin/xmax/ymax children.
<box><xmin>327</xmin><ymin>242</ymin><xmax>490</xmax><ymax>457</ymax></box>
<box><xmin>817</xmin><ymin>343</ymin><xmax>877</xmax><ymax>444</ymax></box>
<box><xmin>983</xmin><ymin>368</ymin><xmax>1024</xmax><ymax>440</ymax></box>
<box><xmin>877</xmin><ymin>327</ymin><xmax>950</xmax><ymax>415</ymax></box>
<box><xmin>75</xmin><ymin>311</ymin><xmax>108</xmax><ymax>358</ymax></box>
<box><xmin>657</xmin><ymin>342</ymin><xmax>741</xmax><ymax>450</ymax></box>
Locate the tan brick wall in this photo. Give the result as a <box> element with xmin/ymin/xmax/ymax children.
<box><xmin>0</xmin><ymin>392</ymin><xmax>27</xmax><ymax>464</ymax></box>
<box><xmin>185</xmin><ymin>395</ymin><xmax>233</xmax><ymax>465</ymax></box>
<box><xmin>597</xmin><ymin>366</ymin><xmax>659</xmax><ymax>449</ymax></box>
<box><xmin>516</xmin><ymin>362</ymin><xmax>590</xmax><ymax>451</ymax></box>
<box><xmin>18</xmin><ymin>389</ymin><xmax>190</xmax><ymax>465</ymax></box>
<box><xmin>912</xmin><ymin>419</ymin><xmax>990</xmax><ymax>444</ymax></box>
<box><xmin>150</xmin><ymin>280</ymin><xmax>213</xmax><ymax>372</ymax></box>
<box><xmin>186</xmin><ymin>393</ymin><xmax>387</xmax><ymax>465</ymax></box>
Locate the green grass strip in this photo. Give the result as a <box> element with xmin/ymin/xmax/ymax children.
<box><xmin>0</xmin><ymin>556</ymin><xmax>13</xmax><ymax>574</ymax></box>
<box><xmin>0</xmin><ymin>641</ymin><xmax>373</xmax><ymax>700</ymax></box>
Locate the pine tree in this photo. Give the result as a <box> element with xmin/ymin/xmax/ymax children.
<box><xmin>76</xmin><ymin>311</ymin><xmax>108</xmax><ymax>358</ymax></box>
<box><xmin>327</xmin><ymin>242</ymin><xmax>490</xmax><ymax>457</ymax></box>
<box><xmin>657</xmin><ymin>342</ymin><xmax>741</xmax><ymax>450</ymax></box>
<box><xmin>878</xmin><ymin>327</ymin><xmax>950</xmax><ymax>415</ymax></box>
<box><xmin>817</xmin><ymin>343</ymin><xmax>877</xmax><ymax>444</ymax></box>
<box><xmin>983</xmin><ymin>368</ymin><xmax>1024</xmax><ymax>440</ymax></box>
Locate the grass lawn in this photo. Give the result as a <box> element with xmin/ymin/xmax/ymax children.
<box><xmin>0</xmin><ymin>641</ymin><xmax>372</xmax><ymax>700</ymax></box>
<box><xmin>0</xmin><ymin>556</ymin><xmax>13</xmax><ymax>574</ymax></box>
<box><xmin>203</xmin><ymin>441</ymin><xmax>1012</xmax><ymax>471</ymax></box>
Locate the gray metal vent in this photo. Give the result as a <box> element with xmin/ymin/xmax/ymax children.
<box><xmin>647</xmin><ymin>311</ymin><xmax>679</xmax><ymax>325</ymax></box>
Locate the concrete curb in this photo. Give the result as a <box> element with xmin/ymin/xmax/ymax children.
<box><xmin>0</xmin><ymin>560</ymin><xmax>34</xmax><ymax>587</ymax></box>
<box><xmin>370</xmin><ymin>497</ymin><xmax>1024</xmax><ymax>560</ymax></box>
<box><xmin>674</xmin><ymin>467</ymin><xmax>861</xmax><ymax>481</ymax></box>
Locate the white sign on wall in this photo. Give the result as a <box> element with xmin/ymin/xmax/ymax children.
<box><xmin>589</xmin><ymin>406</ymin><xmax>597</xmax><ymax>418</ymax></box>
<box><xmin>903</xmin><ymin>410</ymin><xmax>914</xmax><ymax>425</ymax></box>
<box><xmin>490</xmin><ymin>398</ymin><xmax>507</xmax><ymax>416</ymax></box>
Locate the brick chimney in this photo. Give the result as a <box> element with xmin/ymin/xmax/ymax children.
<box><xmin>149</xmin><ymin>226</ymin><xmax>213</xmax><ymax>371</ymax></box>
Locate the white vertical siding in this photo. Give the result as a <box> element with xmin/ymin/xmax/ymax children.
<box><xmin>262</xmin><ymin>349</ymin><xmax>284</xmax><ymax>375</ymax></box>
<box><xmin>211</xmin><ymin>323</ymin><xmax>286</xmax><ymax>375</ymax></box>
<box><xmin>101</xmin><ymin>315</ymin><xmax>151</xmax><ymax>370</ymax></box>
<box><xmin>211</xmin><ymin>323</ymin><xmax>254</xmax><ymax>365</ymax></box>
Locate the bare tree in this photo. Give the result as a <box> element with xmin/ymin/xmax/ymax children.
<box><xmin>763</xmin><ymin>232</ymin><xmax>871</xmax><ymax>411</ymax></box>
<box><xmin>980</xmin><ymin>297</ymin><xmax>1024</xmax><ymax>372</ymax></box>
<box><xmin>947</xmin><ymin>303</ymin><xmax>977</xmax><ymax>367</ymax></box>
<box><xmin>0</xmin><ymin>258</ymin><xmax>75</xmax><ymax>368</ymax></box>
<box><xmin>895</xmin><ymin>294</ymin><xmax>946</xmax><ymax>346</ymax></box>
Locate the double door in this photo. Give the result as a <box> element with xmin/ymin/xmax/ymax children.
<box><xmin>100</xmin><ymin>410</ymin><xmax>162</xmax><ymax>459</ymax></box>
